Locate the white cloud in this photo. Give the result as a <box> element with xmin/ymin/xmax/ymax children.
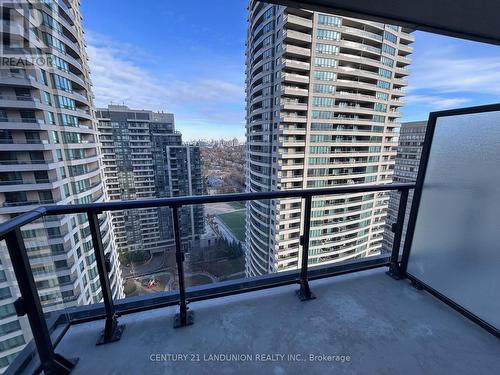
<box><xmin>86</xmin><ymin>32</ymin><xmax>245</xmax><ymax>131</ymax></box>
<box><xmin>399</xmin><ymin>37</ymin><xmax>500</xmax><ymax>121</ymax></box>
<box><xmin>409</xmin><ymin>50</ymin><xmax>500</xmax><ymax>96</ymax></box>
<box><xmin>404</xmin><ymin>95</ymin><xmax>470</xmax><ymax>109</ymax></box>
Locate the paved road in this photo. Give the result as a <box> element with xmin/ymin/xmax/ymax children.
<box><xmin>122</xmin><ymin>253</ymin><xmax>167</xmax><ymax>279</ymax></box>
<box><xmin>204</xmin><ymin>202</ymin><xmax>242</xmax><ymax>216</ymax></box>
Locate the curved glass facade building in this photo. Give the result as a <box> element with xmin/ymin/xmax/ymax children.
<box><xmin>0</xmin><ymin>0</ymin><xmax>123</xmax><ymax>368</ymax></box>
<box><xmin>245</xmin><ymin>1</ymin><xmax>413</xmax><ymax>276</ymax></box>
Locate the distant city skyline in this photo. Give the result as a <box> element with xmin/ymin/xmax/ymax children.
<box><xmin>81</xmin><ymin>0</ymin><xmax>500</xmax><ymax>141</ymax></box>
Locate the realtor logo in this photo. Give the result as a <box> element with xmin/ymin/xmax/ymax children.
<box><xmin>0</xmin><ymin>0</ymin><xmax>56</xmax><ymax>69</ymax></box>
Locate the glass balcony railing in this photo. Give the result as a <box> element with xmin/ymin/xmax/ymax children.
<box><xmin>0</xmin><ymin>183</ymin><xmax>414</xmax><ymax>374</ymax></box>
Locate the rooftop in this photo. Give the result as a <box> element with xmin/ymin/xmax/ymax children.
<box><xmin>49</xmin><ymin>268</ymin><xmax>500</xmax><ymax>374</ymax></box>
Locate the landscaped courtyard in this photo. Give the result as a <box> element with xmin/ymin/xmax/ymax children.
<box><xmin>216</xmin><ymin>209</ymin><xmax>246</xmax><ymax>241</ymax></box>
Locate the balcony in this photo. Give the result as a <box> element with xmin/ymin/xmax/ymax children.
<box><xmin>397</xmin><ymin>54</ymin><xmax>412</xmax><ymax>65</ymax></box>
<box><xmin>282</xmin><ymin>72</ymin><xmax>310</xmax><ymax>84</ymax></box>
<box><xmin>342</xmin><ymin>26</ymin><xmax>383</xmax><ymax>42</ymax></box>
<box><xmin>281</xmin><ymin>58</ymin><xmax>310</xmax><ymax>71</ymax></box>
<box><xmin>1</xmin><ymin>179</ymin><xmax>499</xmax><ymax>374</ymax></box>
<box><xmin>340</xmin><ymin>40</ymin><xmax>382</xmax><ymax>55</ymax></box>
<box><xmin>0</xmin><ymin>95</ymin><xmax>44</xmax><ymax>110</ymax></box>
<box><xmin>282</xmin><ymin>29</ymin><xmax>312</xmax><ymax>44</ymax></box>
<box><xmin>281</xmin><ymin>86</ymin><xmax>309</xmax><ymax>97</ymax></box>
<box><xmin>280</xmin><ymin>99</ymin><xmax>308</xmax><ymax>111</ymax></box>
<box><xmin>0</xmin><ymin>71</ymin><xmax>37</xmax><ymax>86</ymax></box>
<box><xmin>39</xmin><ymin>267</ymin><xmax>500</xmax><ymax>374</ymax></box>
<box><xmin>283</xmin><ymin>14</ymin><xmax>313</xmax><ymax>30</ymax></box>
<box><xmin>279</xmin><ymin>113</ymin><xmax>308</xmax><ymax>123</ymax></box>
<box><xmin>282</xmin><ymin>44</ymin><xmax>311</xmax><ymax>58</ymax></box>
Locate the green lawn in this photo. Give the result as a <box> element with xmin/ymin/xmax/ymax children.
<box><xmin>217</xmin><ymin>210</ymin><xmax>246</xmax><ymax>241</ymax></box>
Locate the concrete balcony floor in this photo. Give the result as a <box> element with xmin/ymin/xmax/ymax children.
<box><xmin>56</xmin><ymin>268</ymin><xmax>500</xmax><ymax>374</ymax></box>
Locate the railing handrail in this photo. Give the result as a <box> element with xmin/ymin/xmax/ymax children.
<box><xmin>0</xmin><ymin>182</ymin><xmax>415</xmax><ymax>373</ymax></box>
<box><xmin>0</xmin><ymin>183</ymin><xmax>414</xmax><ymax>238</ymax></box>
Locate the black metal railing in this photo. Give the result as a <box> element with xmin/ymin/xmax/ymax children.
<box><xmin>0</xmin><ymin>183</ymin><xmax>414</xmax><ymax>374</ymax></box>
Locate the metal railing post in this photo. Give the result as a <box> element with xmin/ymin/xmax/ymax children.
<box><xmin>172</xmin><ymin>205</ymin><xmax>194</xmax><ymax>327</ymax></box>
<box><xmin>3</xmin><ymin>228</ymin><xmax>77</xmax><ymax>374</ymax></box>
<box><xmin>386</xmin><ymin>188</ymin><xmax>409</xmax><ymax>280</ymax></box>
<box><xmin>296</xmin><ymin>195</ymin><xmax>316</xmax><ymax>301</ymax></box>
<box><xmin>87</xmin><ymin>212</ymin><xmax>124</xmax><ymax>344</ymax></box>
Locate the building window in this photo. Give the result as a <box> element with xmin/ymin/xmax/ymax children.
<box><xmin>0</xmin><ymin>287</ymin><xmax>12</xmax><ymax>300</ymax></box>
<box><xmin>313</xmin><ymin>84</ymin><xmax>335</xmax><ymax>94</ymax></box>
<box><xmin>378</xmin><ymin>68</ymin><xmax>392</xmax><ymax>78</ymax></box>
<box><xmin>52</xmin><ymin>74</ymin><xmax>73</xmax><ymax>92</ymax></box>
<box><xmin>312</xmin><ymin>96</ymin><xmax>335</xmax><ymax>107</ymax></box>
<box><xmin>374</xmin><ymin>103</ymin><xmax>388</xmax><ymax>112</ymax></box>
<box><xmin>316</xmin><ymin>43</ymin><xmax>338</xmax><ymax>55</ymax></box>
<box><xmin>312</xmin><ymin>111</ymin><xmax>334</xmax><ymax>119</ymax></box>
<box><xmin>47</xmin><ymin>111</ymin><xmax>56</xmax><ymax>124</ymax></box>
<box><xmin>49</xmin><ymin>54</ymin><xmax>69</xmax><ymax>72</ymax></box>
<box><xmin>40</xmin><ymin>70</ymin><xmax>48</xmax><ymax>85</ymax></box>
<box><xmin>56</xmin><ymin>95</ymin><xmax>76</xmax><ymax>110</ymax></box>
<box><xmin>382</xmin><ymin>44</ymin><xmax>396</xmax><ymax>56</ymax></box>
<box><xmin>42</xmin><ymin>91</ymin><xmax>52</xmax><ymax>105</ymax></box>
<box><xmin>316</xmin><ymin>29</ymin><xmax>340</xmax><ymax>41</ymax></box>
<box><xmin>318</xmin><ymin>14</ymin><xmax>342</xmax><ymax>27</ymax></box>
<box><xmin>377</xmin><ymin>80</ymin><xmax>391</xmax><ymax>89</ymax></box>
<box><xmin>0</xmin><ymin>303</ymin><xmax>16</xmax><ymax>319</ymax></box>
<box><xmin>0</xmin><ymin>335</ymin><xmax>25</xmax><ymax>351</ymax></box>
<box><xmin>376</xmin><ymin>92</ymin><xmax>389</xmax><ymax>100</ymax></box>
<box><xmin>386</xmin><ymin>24</ymin><xmax>400</xmax><ymax>31</ymax></box>
<box><xmin>44</xmin><ymin>32</ymin><xmax>66</xmax><ymax>53</ymax></box>
<box><xmin>380</xmin><ymin>56</ymin><xmax>394</xmax><ymax>67</ymax></box>
<box><xmin>0</xmin><ymin>320</ymin><xmax>21</xmax><ymax>335</ymax></box>
<box><xmin>314</xmin><ymin>71</ymin><xmax>336</xmax><ymax>81</ymax></box>
<box><xmin>0</xmin><ymin>353</ymin><xmax>19</xmax><ymax>368</ymax></box>
<box><xmin>59</xmin><ymin>113</ymin><xmax>78</xmax><ymax>127</ymax></box>
<box><xmin>314</xmin><ymin>57</ymin><xmax>337</xmax><ymax>68</ymax></box>
<box><xmin>384</xmin><ymin>31</ymin><xmax>398</xmax><ymax>43</ymax></box>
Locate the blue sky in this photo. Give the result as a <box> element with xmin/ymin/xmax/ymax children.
<box><xmin>81</xmin><ymin>0</ymin><xmax>500</xmax><ymax>141</ymax></box>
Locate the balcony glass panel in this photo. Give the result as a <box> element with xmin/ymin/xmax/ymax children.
<box><xmin>407</xmin><ymin>109</ymin><xmax>500</xmax><ymax>331</ymax></box>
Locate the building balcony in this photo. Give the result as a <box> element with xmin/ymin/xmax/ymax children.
<box><xmin>0</xmin><ymin>71</ymin><xmax>37</xmax><ymax>87</ymax></box>
<box><xmin>282</xmin><ymin>72</ymin><xmax>310</xmax><ymax>84</ymax></box>
<box><xmin>397</xmin><ymin>55</ymin><xmax>412</xmax><ymax>65</ymax></box>
<box><xmin>282</xmin><ymin>29</ymin><xmax>312</xmax><ymax>44</ymax></box>
<box><xmin>280</xmin><ymin>114</ymin><xmax>308</xmax><ymax>123</ymax></box>
<box><xmin>281</xmin><ymin>58</ymin><xmax>310</xmax><ymax>71</ymax></box>
<box><xmin>340</xmin><ymin>40</ymin><xmax>382</xmax><ymax>55</ymax></box>
<box><xmin>394</xmin><ymin>66</ymin><xmax>410</xmax><ymax>76</ymax></box>
<box><xmin>398</xmin><ymin>43</ymin><xmax>413</xmax><ymax>54</ymax></box>
<box><xmin>1</xmin><ymin>181</ymin><xmax>498</xmax><ymax>374</ymax></box>
<box><xmin>392</xmin><ymin>77</ymin><xmax>408</xmax><ymax>87</ymax></box>
<box><xmin>38</xmin><ymin>266</ymin><xmax>488</xmax><ymax>374</ymax></box>
<box><xmin>281</xmin><ymin>86</ymin><xmax>309</xmax><ymax>97</ymax></box>
<box><xmin>280</xmin><ymin>100</ymin><xmax>308</xmax><ymax>111</ymax></box>
<box><xmin>342</xmin><ymin>26</ymin><xmax>383</xmax><ymax>42</ymax></box>
<box><xmin>282</xmin><ymin>44</ymin><xmax>311</xmax><ymax>58</ymax></box>
<box><xmin>0</xmin><ymin>95</ymin><xmax>45</xmax><ymax>110</ymax></box>
<box><xmin>283</xmin><ymin>14</ymin><xmax>313</xmax><ymax>30</ymax></box>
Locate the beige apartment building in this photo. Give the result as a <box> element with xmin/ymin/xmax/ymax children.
<box><xmin>245</xmin><ymin>1</ymin><xmax>413</xmax><ymax>276</ymax></box>
<box><xmin>0</xmin><ymin>0</ymin><xmax>123</xmax><ymax>370</ymax></box>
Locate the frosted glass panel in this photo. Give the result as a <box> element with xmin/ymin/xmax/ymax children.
<box><xmin>407</xmin><ymin>110</ymin><xmax>500</xmax><ymax>330</ymax></box>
